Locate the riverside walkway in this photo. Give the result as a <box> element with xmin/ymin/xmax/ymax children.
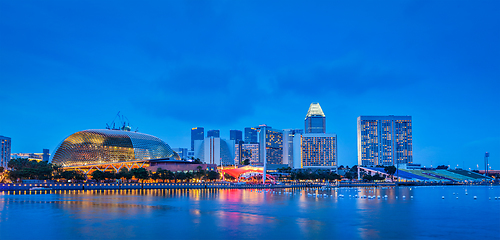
<box><xmin>0</xmin><ymin>182</ymin><xmax>399</xmax><ymax>191</ymax></box>
<box><xmin>0</xmin><ymin>182</ymin><xmax>314</xmax><ymax>191</ymax></box>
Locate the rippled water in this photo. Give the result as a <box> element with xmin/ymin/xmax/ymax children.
<box><xmin>1</xmin><ymin>186</ymin><xmax>499</xmax><ymax>240</ymax></box>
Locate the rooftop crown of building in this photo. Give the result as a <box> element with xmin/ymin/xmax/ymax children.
<box><xmin>305</xmin><ymin>103</ymin><xmax>325</xmax><ymax>118</ymax></box>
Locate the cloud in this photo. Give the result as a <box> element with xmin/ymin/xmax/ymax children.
<box><xmin>135</xmin><ymin>59</ymin><xmax>261</xmax><ymax>124</ymax></box>
<box><xmin>132</xmin><ymin>53</ymin><xmax>420</xmax><ymax>127</ymax></box>
<box><xmin>274</xmin><ymin>56</ymin><xmax>419</xmax><ymax>97</ymax></box>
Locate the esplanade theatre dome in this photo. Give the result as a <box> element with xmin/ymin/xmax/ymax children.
<box><xmin>51</xmin><ymin>129</ymin><xmax>179</xmax><ymax>167</ymax></box>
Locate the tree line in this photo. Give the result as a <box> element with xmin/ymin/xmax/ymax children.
<box><xmin>3</xmin><ymin>158</ymin><xmax>221</xmax><ymax>183</ymax></box>
<box><xmin>90</xmin><ymin>167</ymin><xmax>220</xmax><ymax>183</ymax></box>
<box><xmin>279</xmin><ymin>165</ymin><xmax>397</xmax><ymax>182</ymax></box>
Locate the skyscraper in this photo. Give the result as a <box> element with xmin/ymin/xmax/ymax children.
<box><xmin>297</xmin><ymin>133</ymin><xmax>337</xmax><ymax>168</ymax></box>
<box><xmin>207</xmin><ymin>130</ymin><xmax>220</xmax><ymax>138</ymax></box>
<box><xmin>357</xmin><ymin>116</ymin><xmax>412</xmax><ymax>166</ymax></box>
<box><xmin>42</xmin><ymin>149</ymin><xmax>50</xmax><ymax>162</ymax></box>
<box><xmin>244</xmin><ymin>127</ymin><xmax>258</xmax><ymax>143</ymax></box>
<box><xmin>291</xmin><ymin>103</ymin><xmax>336</xmax><ymax>169</ymax></box>
<box><xmin>230</xmin><ymin>130</ymin><xmax>242</xmax><ymax>142</ymax></box>
<box><xmin>194</xmin><ymin>137</ymin><xmax>235</xmax><ymax>166</ymax></box>
<box><xmin>235</xmin><ymin>143</ymin><xmax>259</xmax><ymax>165</ymax></box>
<box><xmin>283</xmin><ymin>129</ymin><xmax>303</xmax><ymax>167</ymax></box>
<box><xmin>258</xmin><ymin>125</ymin><xmax>283</xmax><ymax>165</ymax></box>
<box><xmin>0</xmin><ymin>136</ymin><xmax>11</xmax><ymax>169</ymax></box>
<box><xmin>191</xmin><ymin>127</ymin><xmax>204</xmax><ymax>151</ymax></box>
<box><xmin>305</xmin><ymin>103</ymin><xmax>326</xmax><ymax>133</ymax></box>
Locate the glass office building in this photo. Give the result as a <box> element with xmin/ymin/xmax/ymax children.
<box><xmin>357</xmin><ymin>116</ymin><xmax>412</xmax><ymax>166</ymax></box>
<box><xmin>283</xmin><ymin>129</ymin><xmax>303</xmax><ymax>167</ymax></box>
<box><xmin>305</xmin><ymin>103</ymin><xmax>326</xmax><ymax>133</ymax></box>
<box><xmin>0</xmin><ymin>135</ymin><xmax>11</xmax><ymax>169</ymax></box>
<box><xmin>230</xmin><ymin>130</ymin><xmax>242</xmax><ymax>143</ymax></box>
<box><xmin>258</xmin><ymin>125</ymin><xmax>283</xmax><ymax>165</ymax></box>
<box><xmin>244</xmin><ymin>127</ymin><xmax>258</xmax><ymax>143</ymax></box>
<box><xmin>235</xmin><ymin>143</ymin><xmax>260</xmax><ymax>165</ymax></box>
<box><xmin>193</xmin><ymin>137</ymin><xmax>235</xmax><ymax>166</ymax></box>
<box><xmin>51</xmin><ymin>129</ymin><xmax>179</xmax><ymax>167</ymax></box>
<box><xmin>191</xmin><ymin>127</ymin><xmax>204</xmax><ymax>151</ymax></box>
<box><xmin>207</xmin><ymin>130</ymin><xmax>220</xmax><ymax>138</ymax></box>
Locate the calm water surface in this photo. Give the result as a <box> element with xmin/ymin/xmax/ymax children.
<box><xmin>1</xmin><ymin>186</ymin><xmax>499</xmax><ymax>240</ymax></box>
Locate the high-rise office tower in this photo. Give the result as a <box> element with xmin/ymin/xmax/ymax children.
<box><xmin>283</xmin><ymin>129</ymin><xmax>303</xmax><ymax>167</ymax></box>
<box><xmin>207</xmin><ymin>130</ymin><xmax>220</xmax><ymax>138</ymax></box>
<box><xmin>244</xmin><ymin>127</ymin><xmax>258</xmax><ymax>143</ymax></box>
<box><xmin>258</xmin><ymin>125</ymin><xmax>283</xmax><ymax>164</ymax></box>
<box><xmin>305</xmin><ymin>103</ymin><xmax>326</xmax><ymax>133</ymax></box>
<box><xmin>0</xmin><ymin>136</ymin><xmax>11</xmax><ymax>169</ymax></box>
<box><xmin>231</xmin><ymin>130</ymin><xmax>244</xmax><ymax>164</ymax></box>
<box><xmin>194</xmin><ymin>137</ymin><xmax>235</xmax><ymax>166</ymax></box>
<box><xmin>357</xmin><ymin>116</ymin><xmax>412</xmax><ymax>166</ymax></box>
<box><xmin>230</xmin><ymin>130</ymin><xmax>242</xmax><ymax>142</ymax></box>
<box><xmin>42</xmin><ymin>149</ymin><xmax>50</xmax><ymax>162</ymax></box>
<box><xmin>191</xmin><ymin>127</ymin><xmax>204</xmax><ymax>151</ymax></box>
<box><xmin>235</xmin><ymin>143</ymin><xmax>260</xmax><ymax>165</ymax></box>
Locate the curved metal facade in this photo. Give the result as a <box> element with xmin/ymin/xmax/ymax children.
<box><xmin>51</xmin><ymin>129</ymin><xmax>178</xmax><ymax>167</ymax></box>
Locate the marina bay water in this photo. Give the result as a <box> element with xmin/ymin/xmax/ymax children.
<box><xmin>1</xmin><ymin>186</ymin><xmax>499</xmax><ymax>240</ymax></box>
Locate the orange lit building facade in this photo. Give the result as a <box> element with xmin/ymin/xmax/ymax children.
<box><xmin>298</xmin><ymin>134</ymin><xmax>337</xmax><ymax>168</ymax></box>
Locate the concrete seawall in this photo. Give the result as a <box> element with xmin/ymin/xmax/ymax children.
<box><xmin>0</xmin><ymin>182</ymin><xmax>313</xmax><ymax>191</ymax></box>
<box><xmin>0</xmin><ymin>182</ymin><xmax>397</xmax><ymax>191</ymax></box>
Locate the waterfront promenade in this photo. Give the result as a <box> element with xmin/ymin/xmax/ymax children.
<box><xmin>1</xmin><ymin>185</ymin><xmax>498</xmax><ymax>240</ymax></box>
<box><xmin>0</xmin><ymin>182</ymin><xmax>397</xmax><ymax>191</ymax></box>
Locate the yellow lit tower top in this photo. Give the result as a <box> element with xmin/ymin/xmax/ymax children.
<box><xmin>305</xmin><ymin>103</ymin><xmax>326</xmax><ymax>133</ymax></box>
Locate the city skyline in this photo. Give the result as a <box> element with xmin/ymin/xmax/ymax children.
<box><xmin>1</xmin><ymin>1</ymin><xmax>499</xmax><ymax>170</ymax></box>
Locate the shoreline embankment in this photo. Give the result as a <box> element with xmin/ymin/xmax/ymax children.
<box><xmin>0</xmin><ymin>182</ymin><xmax>400</xmax><ymax>191</ymax></box>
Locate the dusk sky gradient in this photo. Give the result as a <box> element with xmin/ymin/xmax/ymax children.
<box><xmin>1</xmin><ymin>1</ymin><xmax>499</xmax><ymax>169</ymax></box>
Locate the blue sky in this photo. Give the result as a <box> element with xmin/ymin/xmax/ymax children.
<box><xmin>1</xmin><ymin>0</ymin><xmax>499</xmax><ymax>169</ymax></box>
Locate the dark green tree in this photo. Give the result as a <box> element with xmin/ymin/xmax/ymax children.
<box><xmin>91</xmin><ymin>171</ymin><xmax>106</xmax><ymax>182</ymax></box>
<box><xmin>372</xmin><ymin>173</ymin><xmax>385</xmax><ymax>181</ymax></box>
<box><xmin>186</xmin><ymin>172</ymin><xmax>194</xmax><ymax>182</ymax></box>
<box><xmin>8</xmin><ymin>158</ymin><xmax>56</xmax><ymax>181</ymax></box>
<box><xmin>384</xmin><ymin>165</ymin><xmax>397</xmax><ymax>181</ymax></box>
<box><xmin>151</xmin><ymin>170</ymin><xmax>160</xmax><ymax>183</ymax></box>
<box><xmin>117</xmin><ymin>168</ymin><xmax>133</xmax><ymax>182</ymax></box>
<box><xmin>175</xmin><ymin>171</ymin><xmax>187</xmax><ymax>183</ymax></box>
<box><xmin>243</xmin><ymin>159</ymin><xmax>250</xmax><ymax>165</ymax></box>
<box><xmin>344</xmin><ymin>171</ymin><xmax>354</xmax><ymax>180</ymax></box>
<box><xmin>58</xmin><ymin>170</ymin><xmax>86</xmax><ymax>181</ymax></box>
<box><xmin>194</xmin><ymin>166</ymin><xmax>206</xmax><ymax>180</ymax></box>
<box><xmin>103</xmin><ymin>170</ymin><xmax>116</xmax><ymax>180</ymax></box>
<box><xmin>362</xmin><ymin>174</ymin><xmax>373</xmax><ymax>181</ymax></box>
<box><xmin>207</xmin><ymin>171</ymin><xmax>220</xmax><ymax>181</ymax></box>
<box><xmin>131</xmin><ymin>168</ymin><xmax>149</xmax><ymax>183</ymax></box>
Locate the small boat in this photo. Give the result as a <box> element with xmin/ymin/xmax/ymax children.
<box><xmin>29</xmin><ymin>187</ymin><xmax>52</xmax><ymax>190</ymax></box>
